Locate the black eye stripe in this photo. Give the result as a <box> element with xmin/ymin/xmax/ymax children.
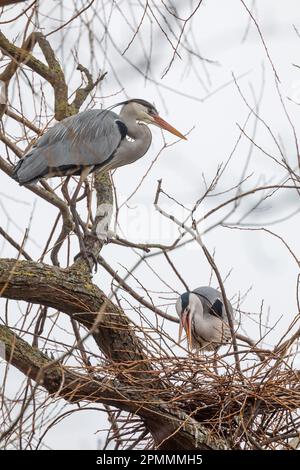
<box><xmin>128</xmin><ymin>98</ymin><xmax>158</xmax><ymax>114</ymax></box>
<box><xmin>112</xmin><ymin>98</ymin><xmax>158</xmax><ymax>114</ymax></box>
<box><xmin>180</xmin><ymin>292</ymin><xmax>190</xmax><ymax>311</ymax></box>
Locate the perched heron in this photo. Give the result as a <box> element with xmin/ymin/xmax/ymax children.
<box><xmin>175</xmin><ymin>286</ymin><xmax>234</xmax><ymax>351</ymax></box>
<box><xmin>12</xmin><ymin>98</ymin><xmax>186</xmax><ymax>185</ymax></box>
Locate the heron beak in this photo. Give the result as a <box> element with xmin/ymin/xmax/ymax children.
<box><xmin>178</xmin><ymin>314</ymin><xmax>185</xmax><ymax>343</ymax></box>
<box><xmin>153</xmin><ymin>115</ymin><xmax>187</xmax><ymax>140</ymax></box>
<box><xmin>186</xmin><ymin>311</ymin><xmax>193</xmax><ymax>350</ymax></box>
<box><xmin>178</xmin><ymin>309</ymin><xmax>193</xmax><ymax>349</ymax></box>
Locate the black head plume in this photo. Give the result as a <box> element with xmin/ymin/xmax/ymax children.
<box><xmin>180</xmin><ymin>292</ymin><xmax>190</xmax><ymax>312</ymax></box>
<box><xmin>110</xmin><ymin>98</ymin><xmax>158</xmax><ymax>115</ymax></box>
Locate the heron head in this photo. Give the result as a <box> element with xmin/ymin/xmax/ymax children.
<box><xmin>176</xmin><ymin>292</ymin><xmax>202</xmax><ymax>349</ymax></box>
<box><xmin>121</xmin><ymin>99</ymin><xmax>187</xmax><ymax>140</ymax></box>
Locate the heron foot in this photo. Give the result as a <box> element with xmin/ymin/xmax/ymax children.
<box><xmin>96</xmin><ymin>229</ymin><xmax>117</xmax><ymax>243</ymax></box>
<box><xmin>73</xmin><ymin>249</ymin><xmax>98</xmax><ymax>272</ymax></box>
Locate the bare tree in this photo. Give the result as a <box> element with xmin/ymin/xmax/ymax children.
<box><xmin>1</xmin><ymin>1</ymin><xmax>300</xmax><ymax>450</ymax></box>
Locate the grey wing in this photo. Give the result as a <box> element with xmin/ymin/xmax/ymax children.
<box><xmin>193</xmin><ymin>286</ymin><xmax>233</xmax><ymax>321</ymax></box>
<box><xmin>193</xmin><ymin>286</ymin><xmax>234</xmax><ymax>347</ymax></box>
<box><xmin>13</xmin><ymin>109</ymin><xmax>123</xmax><ymax>184</ymax></box>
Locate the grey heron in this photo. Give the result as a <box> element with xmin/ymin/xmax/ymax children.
<box><xmin>12</xmin><ymin>98</ymin><xmax>186</xmax><ymax>185</ymax></box>
<box><xmin>175</xmin><ymin>286</ymin><xmax>234</xmax><ymax>351</ymax></box>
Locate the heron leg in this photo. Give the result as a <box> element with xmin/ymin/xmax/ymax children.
<box><xmin>85</xmin><ymin>180</ymin><xmax>93</xmax><ymax>229</ymax></box>
<box><xmin>59</xmin><ymin>175</ymin><xmax>95</xmax><ymax>271</ymax></box>
<box><xmin>71</xmin><ymin>181</ymin><xmax>92</xmax><ymax>270</ymax></box>
<box><xmin>61</xmin><ymin>174</ymin><xmax>86</xmax><ymax>205</ymax></box>
<box><xmin>73</xmin><ymin>249</ymin><xmax>98</xmax><ymax>271</ymax></box>
<box><xmin>61</xmin><ymin>176</ymin><xmax>71</xmax><ymax>202</ymax></box>
<box><xmin>62</xmin><ymin>176</ymin><xmax>90</xmax><ymax>231</ymax></box>
<box><xmin>65</xmin><ymin>173</ymin><xmax>95</xmax><ymax>272</ymax></box>
<box><xmin>75</xmin><ymin>179</ymin><xmax>93</xmax><ymax>230</ymax></box>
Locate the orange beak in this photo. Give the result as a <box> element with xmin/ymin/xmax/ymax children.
<box><xmin>178</xmin><ymin>316</ymin><xmax>185</xmax><ymax>344</ymax></box>
<box><xmin>186</xmin><ymin>312</ymin><xmax>193</xmax><ymax>349</ymax></box>
<box><xmin>178</xmin><ymin>309</ymin><xmax>193</xmax><ymax>349</ymax></box>
<box><xmin>153</xmin><ymin>115</ymin><xmax>187</xmax><ymax>140</ymax></box>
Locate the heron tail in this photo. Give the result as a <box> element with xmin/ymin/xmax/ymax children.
<box><xmin>11</xmin><ymin>151</ymin><xmax>47</xmax><ymax>185</ymax></box>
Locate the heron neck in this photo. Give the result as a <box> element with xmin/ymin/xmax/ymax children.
<box><xmin>119</xmin><ymin>108</ymin><xmax>147</xmax><ymax>140</ymax></box>
<box><xmin>110</xmin><ymin>111</ymin><xmax>152</xmax><ymax>169</ymax></box>
<box><xmin>120</xmin><ymin>108</ymin><xmax>152</xmax><ymax>159</ymax></box>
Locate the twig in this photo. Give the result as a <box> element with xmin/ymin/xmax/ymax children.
<box><xmin>98</xmin><ymin>254</ymin><xmax>179</xmax><ymax>323</ymax></box>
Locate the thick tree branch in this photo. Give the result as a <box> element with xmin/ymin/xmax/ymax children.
<box><xmin>0</xmin><ymin>32</ymin><xmax>105</xmax><ymax>120</ymax></box>
<box><xmin>0</xmin><ymin>31</ymin><xmax>68</xmax><ymax>120</ymax></box>
<box><xmin>0</xmin><ymin>258</ymin><xmax>151</xmax><ymax>371</ymax></box>
<box><xmin>0</xmin><ymin>1</ymin><xmax>28</xmax><ymax>6</ymax></box>
<box><xmin>70</xmin><ymin>66</ymin><xmax>107</xmax><ymax>115</ymax></box>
